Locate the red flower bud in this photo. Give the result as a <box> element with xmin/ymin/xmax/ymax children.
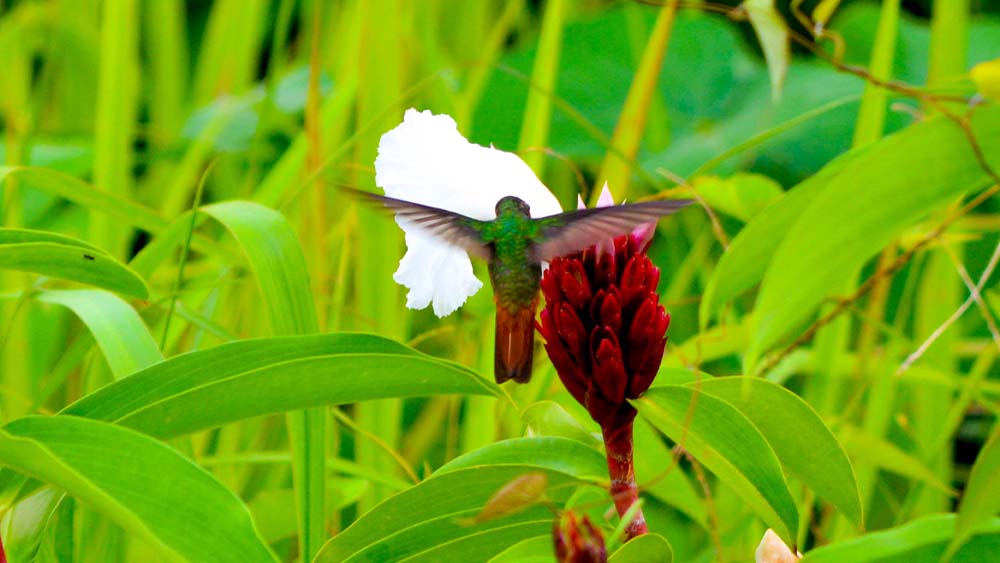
<box><xmin>553</xmin><ymin>512</ymin><xmax>606</xmax><ymax>563</ymax></box>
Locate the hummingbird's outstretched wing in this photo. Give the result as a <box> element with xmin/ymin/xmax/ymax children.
<box><xmin>532</xmin><ymin>199</ymin><xmax>693</xmax><ymax>262</ymax></box>
<box><xmin>341</xmin><ymin>187</ymin><xmax>492</xmax><ymax>259</ymax></box>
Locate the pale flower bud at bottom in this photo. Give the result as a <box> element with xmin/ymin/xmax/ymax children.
<box><xmin>755</xmin><ymin>529</ymin><xmax>802</xmax><ymax>563</ymax></box>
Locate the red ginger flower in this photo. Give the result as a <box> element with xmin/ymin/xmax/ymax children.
<box><xmin>539</xmin><ymin>233</ymin><xmax>669</xmax><ymax>429</ymax></box>
<box><xmin>538</xmin><ymin>187</ymin><xmax>672</xmax><ymax>541</ymax></box>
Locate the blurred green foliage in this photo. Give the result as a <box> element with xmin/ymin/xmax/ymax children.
<box><xmin>1</xmin><ymin>0</ymin><xmax>1000</xmax><ymax>562</ymax></box>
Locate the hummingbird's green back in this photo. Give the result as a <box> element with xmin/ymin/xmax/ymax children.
<box><xmin>482</xmin><ymin>197</ymin><xmax>544</xmax><ymax>310</ymax></box>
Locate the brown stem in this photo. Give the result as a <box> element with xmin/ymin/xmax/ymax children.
<box><xmin>602</xmin><ymin>420</ymin><xmax>648</xmax><ymax>540</ymax></box>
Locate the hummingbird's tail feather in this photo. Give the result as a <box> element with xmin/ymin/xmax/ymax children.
<box><xmin>494</xmin><ymin>300</ymin><xmax>537</xmax><ymax>384</ymax></box>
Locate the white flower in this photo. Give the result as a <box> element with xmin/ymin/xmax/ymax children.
<box><xmin>374</xmin><ymin>109</ymin><xmax>562</xmax><ymax>317</ymax></box>
<box><xmin>755</xmin><ymin>529</ymin><xmax>802</xmax><ymax>563</ymax></box>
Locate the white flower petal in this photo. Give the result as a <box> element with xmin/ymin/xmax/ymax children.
<box><xmin>375</xmin><ymin>108</ymin><xmax>562</xmax><ymax>317</ymax></box>
<box><xmin>393</xmin><ymin>230</ymin><xmax>483</xmax><ymax>317</ymax></box>
<box><xmin>376</xmin><ymin>109</ymin><xmax>562</xmax><ymax>218</ymax></box>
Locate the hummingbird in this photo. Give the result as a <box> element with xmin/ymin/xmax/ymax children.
<box><xmin>345</xmin><ymin>187</ymin><xmax>692</xmax><ymax>384</ymax></box>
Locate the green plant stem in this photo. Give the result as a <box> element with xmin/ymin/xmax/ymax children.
<box><xmin>595</xmin><ymin>0</ymin><xmax>679</xmax><ymax>202</ymax></box>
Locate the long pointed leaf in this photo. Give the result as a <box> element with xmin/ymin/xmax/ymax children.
<box><xmin>0</xmin><ymin>229</ymin><xmax>148</xmax><ymax>298</ymax></box>
<box><xmin>635</xmin><ymin>385</ymin><xmax>799</xmax><ymax>543</ymax></box>
<box><xmin>0</xmin><ymin>416</ymin><xmax>276</xmax><ymax>562</ymax></box>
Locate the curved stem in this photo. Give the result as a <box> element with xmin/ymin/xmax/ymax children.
<box><xmin>603</xmin><ymin>420</ymin><xmax>648</xmax><ymax>540</ymax></box>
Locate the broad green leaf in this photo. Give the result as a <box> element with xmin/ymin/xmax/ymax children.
<box><xmin>693</xmin><ymin>173</ymin><xmax>783</xmax><ymax>222</ymax></box>
<box><xmin>632</xmin><ymin>417</ymin><xmax>707</xmax><ymax>527</ymax></box>
<box><xmin>0</xmin><ymin>416</ymin><xmax>276</xmax><ymax>562</ymax></box>
<box><xmin>749</xmin><ymin>106</ymin><xmax>1000</xmax><ymax>365</ymax></box>
<box><xmin>488</xmin><ymin>535</ymin><xmax>554</xmax><ymax>563</ymax></box>
<box><xmin>635</xmin><ymin>386</ymin><xmax>799</xmax><ymax>542</ymax></box>
<box><xmin>314</xmin><ymin>466</ymin><xmax>584</xmax><ymax>563</ymax></box>
<box><xmin>0</xmin><ymin>488</ymin><xmax>63</xmax><ymax>563</ymax></box>
<box><xmin>61</xmin><ymin>333</ymin><xmax>500</xmax><ymax>439</ymax></box>
<box><xmin>837</xmin><ymin>425</ymin><xmax>954</xmax><ymax>495</ymax></box>
<box><xmin>201</xmin><ymin>200</ymin><xmax>322</xmax><ymax>559</ymax></box>
<box><xmin>653</xmin><ymin>367</ymin><xmax>709</xmax><ymax>386</ymax></box>
<box><xmin>0</xmin><ymin>229</ymin><xmax>148</xmax><ymax>298</ymax></box>
<box><xmin>36</xmin><ymin>289</ymin><xmax>162</xmax><ymax>380</ymax></box>
<box><xmin>608</xmin><ymin>533</ymin><xmax>672</xmax><ymax>562</ymax></box>
<box><xmin>801</xmin><ymin>514</ymin><xmax>1000</xmax><ymax>562</ymax></box>
<box><xmin>0</xmin><ymin>228</ymin><xmax>102</xmax><ymax>250</ymax></box>
<box><xmin>201</xmin><ymin>200</ymin><xmax>317</xmax><ymax>335</ymax></box>
<box><xmin>0</xmin><ymin>335</ymin><xmax>499</xmax><ymax>511</ymax></box>
<box><xmin>400</xmin><ymin>521</ymin><xmax>553</xmax><ymax>563</ymax></box>
<box><xmin>945</xmin><ymin>423</ymin><xmax>1000</xmax><ymax>560</ymax></box>
<box><xmin>693</xmin><ymin>378</ymin><xmax>863</xmax><ymax>527</ymax></box>
<box><xmin>521</xmin><ymin>402</ymin><xmax>601</xmax><ymax>447</ymax></box>
<box><xmin>743</xmin><ymin>0</ymin><xmax>788</xmax><ymax>100</ymax></box>
<box><xmin>699</xmin><ymin>145</ymin><xmax>868</xmax><ymax>325</ymax></box>
<box><xmin>437</xmin><ymin>437</ymin><xmax>607</xmax><ymax>482</ymax></box>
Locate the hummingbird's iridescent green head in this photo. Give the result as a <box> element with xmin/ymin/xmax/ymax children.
<box><xmin>495</xmin><ymin>196</ymin><xmax>531</xmax><ymax>218</ymax></box>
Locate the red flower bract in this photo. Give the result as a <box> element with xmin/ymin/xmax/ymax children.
<box><xmin>553</xmin><ymin>512</ymin><xmax>606</xmax><ymax>563</ymax></box>
<box><xmin>539</xmin><ymin>233</ymin><xmax>670</xmax><ymax>429</ymax></box>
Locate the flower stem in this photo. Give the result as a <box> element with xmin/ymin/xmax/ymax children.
<box><xmin>602</xmin><ymin>420</ymin><xmax>648</xmax><ymax>540</ymax></box>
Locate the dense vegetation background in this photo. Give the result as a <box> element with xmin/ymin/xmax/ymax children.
<box><xmin>1</xmin><ymin>0</ymin><xmax>999</xmax><ymax>561</ymax></box>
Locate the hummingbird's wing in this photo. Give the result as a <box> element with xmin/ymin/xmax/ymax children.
<box><xmin>531</xmin><ymin>199</ymin><xmax>693</xmax><ymax>261</ymax></box>
<box><xmin>342</xmin><ymin>187</ymin><xmax>492</xmax><ymax>259</ymax></box>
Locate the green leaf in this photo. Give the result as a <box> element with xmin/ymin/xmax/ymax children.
<box><xmin>0</xmin><ymin>167</ymin><xmax>169</xmax><ymax>242</ymax></box>
<box><xmin>944</xmin><ymin>423</ymin><xmax>1000</xmax><ymax>560</ymax></box>
<box><xmin>0</xmin><ymin>228</ymin><xmax>102</xmax><ymax>251</ymax></box>
<box><xmin>200</xmin><ymin>200</ymin><xmax>322</xmax><ymax>558</ymax></box>
<box><xmin>313</xmin><ymin>466</ymin><xmax>582</xmax><ymax>563</ymax></box>
<box><xmin>0</xmin><ymin>229</ymin><xmax>148</xmax><ymax>298</ymax></box>
<box><xmin>436</xmin><ymin>437</ymin><xmax>607</xmax><ymax>482</ymax></box>
<box><xmin>0</xmin><ymin>488</ymin><xmax>63</xmax><ymax>563</ymax></box>
<box><xmin>742</xmin><ymin>0</ymin><xmax>789</xmax><ymax>100</ymax></box>
<box><xmin>837</xmin><ymin>424</ymin><xmax>954</xmax><ymax>495</ymax></box>
<box><xmin>608</xmin><ymin>533</ymin><xmax>672</xmax><ymax>562</ymax></box>
<box><xmin>201</xmin><ymin>200</ymin><xmax>317</xmax><ymax>335</ymax></box>
<box><xmin>521</xmin><ymin>402</ymin><xmax>601</xmax><ymax>447</ymax></box>
<box><xmin>248</xmin><ymin>482</ymin><xmax>368</xmax><ymax>543</ymax></box>
<box><xmin>61</xmin><ymin>333</ymin><xmax>500</xmax><ymax>439</ymax></box>
<box><xmin>634</xmin><ymin>386</ymin><xmax>799</xmax><ymax>542</ymax></box>
<box><xmin>699</xmin><ymin>144</ymin><xmax>869</xmax><ymax>326</ymax></box>
<box><xmin>487</xmin><ymin>535</ymin><xmax>554</xmax><ymax>563</ymax></box>
<box><xmin>800</xmin><ymin>514</ymin><xmax>1000</xmax><ymax>563</ymax></box>
<box><xmin>749</xmin><ymin>105</ymin><xmax>1000</xmax><ymax>365</ymax></box>
<box><xmin>693</xmin><ymin>173</ymin><xmax>783</xmax><ymax>222</ymax></box>
<box><xmin>632</xmin><ymin>417</ymin><xmax>707</xmax><ymax>527</ymax></box>
<box><xmin>0</xmin><ymin>416</ymin><xmax>276</xmax><ymax>562</ymax></box>
<box><xmin>400</xmin><ymin>521</ymin><xmax>553</xmax><ymax>563</ymax></box>
<box><xmin>0</xmin><ymin>334</ymin><xmax>497</xmax><ymax>509</ymax></box>
<box><xmin>693</xmin><ymin>378</ymin><xmax>863</xmax><ymax>527</ymax></box>
<box><xmin>35</xmin><ymin>289</ymin><xmax>162</xmax><ymax>380</ymax></box>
